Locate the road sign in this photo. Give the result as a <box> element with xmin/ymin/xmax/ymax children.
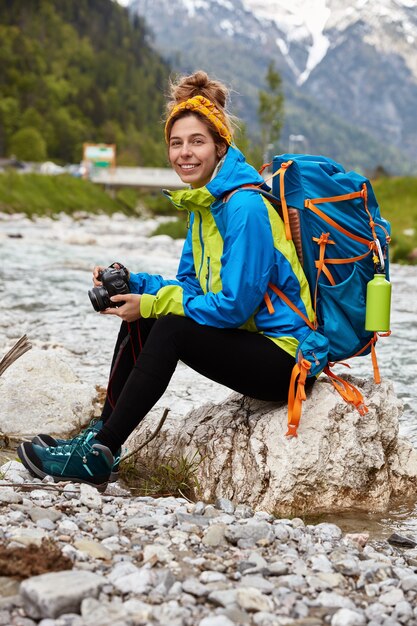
<box><xmin>83</xmin><ymin>143</ymin><xmax>116</xmax><ymax>168</ymax></box>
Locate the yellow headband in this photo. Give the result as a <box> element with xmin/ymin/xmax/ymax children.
<box><xmin>165</xmin><ymin>95</ymin><xmax>232</xmax><ymax>145</ymax></box>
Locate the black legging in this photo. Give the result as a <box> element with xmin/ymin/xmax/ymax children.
<box><xmin>96</xmin><ymin>315</ymin><xmax>310</xmax><ymax>454</ymax></box>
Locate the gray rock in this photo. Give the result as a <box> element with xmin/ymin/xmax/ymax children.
<box><xmin>36</xmin><ymin>518</ymin><xmax>56</xmax><ymax>531</ymax></box>
<box><xmin>314</xmin><ymin>523</ymin><xmax>343</xmax><ymax>541</ymax></box>
<box><xmin>8</xmin><ymin>528</ymin><xmax>47</xmax><ymax>546</ymax></box>
<box><xmin>224</xmin><ymin>522</ymin><xmax>274</xmax><ymax>546</ymax></box>
<box><xmin>392</xmin><ymin>600</ymin><xmax>414</xmax><ymax>621</ymax></box>
<box><xmin>199</xmin><ymin>616</ymin><xmax>236</xmax><ymax>626</ymax></box>
<box><xmin>182</xmin><ymin>578</ymin><xmax>209</xmax><ymax>598</ymax></box>
<box><xmin>316</xmin><ymin>591</ymin><xmax>356</xmax><ymax>609</ymax></box>
<box><xmin>79</xmin><ymin>484</ymin><xmax>102</xmax><ymax>510</ymax></box>
<box><xmin>265</xmin><ymin>562</ymin><xmax>289</xmax><ymax>576</ymax></box>
<box><xmin>400</xmin><ymin>574</ymin><xmax>417</xmax><ymax>591</ymax></box>
<box><xmin>215</xmin><ymin>498</ymin><xmax>235</xmax><ymax>514</ymax></box>
<box><xmin>274</xmin><ymin>523</ymin><xmax>292</xmax><ymax>542</ymax></box>
<box><xmin>331</xmin><ymin>553</ymin><xmax>361</xmax><ymax>577</ymax></box>
<box><xmin>95</xmin><ymin>520</ymin><xmax>119</xmax><ymax>539</ymax></box>
<box><xmin>202</xmin><ymin>524</ymin><xmax>228</xmax><ymax>547</ymax></box>
<box><xmin>207</xmin><ymin>589</ymin><xmax>238</xmax><ymax>608</ymax></box>
<box><xmin>331</xmin><ymin>608</ymin><xmax>366</xmax><ymax>626</ymax></box>
<box><xmin>236</xmin><ymin>587</ymin><xmax>273</xmax><ymax>612</ymax></box>
<box><xmin>234</xmin><ymin>504</ymin><xmax>254</xmax><ymax>519</ymax></box>
<box><xmin>365</xmin><ymin>602</ymin><xmax>389</xmax><ymax>621</ymax></box>
<box><xmin>199</xmin><ymin>571</ymin><xmax>227</xmax><ymax>584</ymax></box>
<box><xmin>20</xmin><ymin>570</ymin><xmax>106</xmax><ymax>619</ymax></box>
<box><xmin>0</xmin><ymin>489</ymin><xmax>23</xmax><ymax>504</ymax></box>
<box><xmin>193</xmin><ymin>501</ymin><xmax>206</xmax><ymax>515</ymax></box>
<box><xmin>239</xmin><ymin>575</ymin><xmax>274</xmax><ymax>593</ymax></box>
<box><xmin>379</xmin><ymin>588</ymin><xmax>405</xmax><ymax>606</ymax></box>
<box><xmin>310</xmin><ymin>554</ymin><xmax>334</xmax><ymax>573</ymax></box>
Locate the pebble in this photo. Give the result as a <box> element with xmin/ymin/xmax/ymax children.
<box><xmin>1</xmin><ymin>463</ymin><xmax>417</xmax><ymax>625</ymax></box>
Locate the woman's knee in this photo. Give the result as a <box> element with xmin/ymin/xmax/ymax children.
<box><xmin>150</xmin><ymin>314</ymin><xmax>193</xmax><ymax>338</ymax></box>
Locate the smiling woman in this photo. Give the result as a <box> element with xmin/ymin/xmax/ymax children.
<box><xmin>18</xmin><ymin>70</ymin><xmax>327</xmax><ymax>492</ymax></box>
<box><xmin>168</xmin><ymin>117</ymin><xmax>226</xmax><ymax>188</ymax></box>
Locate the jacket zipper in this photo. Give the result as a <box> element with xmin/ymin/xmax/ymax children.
<box><xmin>205</xmin><ymin>257</ymin><xmax>212</xmax><ymax>292</ymax></box>
<box><xmin>196</xmin><ymin>211</ymin><xmax>205</xmax><ymax>284</ymax></box>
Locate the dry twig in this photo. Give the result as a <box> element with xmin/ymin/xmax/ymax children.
<box><xmin>0</xmin><ymin>335</ymin><xmax>32</xmax><ymax>377</ymax></box>
<box><xmin>120</xmin><ymin>407</ymin><xmax>169</xmax><ymax>464</ymax></box>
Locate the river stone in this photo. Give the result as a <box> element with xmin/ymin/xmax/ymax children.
<box><xmin>0</xmin><ymin>348</ymin><xmax>96</xmax><ymax>438</ymax></box>
<box><xmin>128</xmin><ymin>376</ymin><xmax>417</xmax><ymax>516</ymax></box>
<box><xmin>20</xmin><ymin>570</ymin><xmax>105</xmax><ymax>619</ymax></box>
<box><xmin>73</xmin><ymin>539</ymin><xmax>112</xmax><ymax>561</ymax></box>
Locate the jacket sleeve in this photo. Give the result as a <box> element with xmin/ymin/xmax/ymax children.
<box><xmin>140</xmin><ymin>192</ymin><xmax>275</xmax><ymax>327</ymax></box>
<box><xmin>129</xmin><ymin>215</ymin><xmax>203</xmax><ymax>297</ymax></box>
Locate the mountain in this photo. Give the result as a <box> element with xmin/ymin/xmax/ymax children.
<box><xmin>128</xmin><ymin>0</ymin><xmax>417</xmax><ymax>175</ymax></box>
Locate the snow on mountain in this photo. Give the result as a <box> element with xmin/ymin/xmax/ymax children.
<box><xmin>128</xmin><ymin>0</ymin><xmax>417</xmax><ymax>172</ymax></box>
<box><xmin>242</xmin><ymin>0</ymin><xmax>330</xmax><ymax>83</ymax></box>
<box><xmin>242</xmin><ymin>0</ymin><xmax>417</xmax><ymax>84</ymax></box>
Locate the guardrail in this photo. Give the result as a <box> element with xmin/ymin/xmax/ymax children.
<box><xmin>89</xmin><ymin>166</ymin><xmax>186</xmax><ymax>189</ymax></box>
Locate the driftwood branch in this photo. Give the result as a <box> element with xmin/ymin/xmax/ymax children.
<box><xmin>121</xmin><ymin>407</ymin><xmax>170</xmax><ymax>464</ymax></box>
<box><xmin>0</xmin><ymin>335</ymin><xmax>32</xmax><ymax>377</ymax></box>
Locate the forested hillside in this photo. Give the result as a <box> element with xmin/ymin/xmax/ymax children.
<box><xmin>0</xmin><ymin>0</ymin><xmax>170</xmax><ymax>165</ymax></box>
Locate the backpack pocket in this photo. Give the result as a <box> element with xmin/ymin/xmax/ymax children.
<box><xmin>317</xmin><ymin>264</ymin><xmax>372</xmax><ymax>362</ymax></box>
<box><xmin>296</xmin><ymin>329</ymin><xmax>329</xmax><ymax>377</ymax></box>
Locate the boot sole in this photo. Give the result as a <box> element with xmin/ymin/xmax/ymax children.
<box><xmin>17</xmin><ymin>444</ymin><xmax>109</xmax><ymax>493</ymax></box>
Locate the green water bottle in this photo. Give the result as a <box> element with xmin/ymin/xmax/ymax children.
<box><xmin>365</xmin><ymin>273</ymin><xmax>392</xmax><ymax>331</ymax></box>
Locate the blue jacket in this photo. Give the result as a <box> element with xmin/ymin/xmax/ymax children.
<box><xmin>130</xmin><ymin>145</ymin><xmax>316</xmax><ymax>357</ymax></box>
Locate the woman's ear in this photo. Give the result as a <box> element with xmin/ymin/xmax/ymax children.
<box><xmin>217</xmin><ymin>145</ymin><xmax>227</xmax><ymax>158</ymax></box>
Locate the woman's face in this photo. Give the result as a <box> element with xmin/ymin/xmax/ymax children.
<box><xmin>168</xmin><ymin>114</ymin><xmax>225</xmax><ymax>188</ymax></box>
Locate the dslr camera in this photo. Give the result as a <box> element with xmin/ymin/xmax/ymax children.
<box><xmin>88</xmin><ymin>262</ymin><xmax>130</xmax><ymax>312</ymax></box>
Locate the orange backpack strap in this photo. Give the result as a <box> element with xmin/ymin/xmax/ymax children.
<box><xmin>268</xmin><ymin>282</ymin><xmax>316</xmax><ymax>330</ymax></box>
<box><xmin>286</xmin><ymin>359</ymin><xmax>311</xmax><ymax>437</ymax></box>
<box><xmin>324</xmin><ymin>366</ymin><xmax>369</xmax><ymax>415</ymax></box>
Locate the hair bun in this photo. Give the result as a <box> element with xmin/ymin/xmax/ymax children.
<box><xmin>168</xmin><ymin>71</ymin><xmax>229</xmax><ymax>112</ymax></box>
<box><xmin>165</xmin><ymin>70</ymin><xmax>236</xmax><ymax>144</ymax></box>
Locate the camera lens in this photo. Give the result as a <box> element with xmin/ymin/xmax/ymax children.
<box><xmin>88</xmin><ymin>287</ymin><xmax>111</xmax><ymax>312</ymax></box>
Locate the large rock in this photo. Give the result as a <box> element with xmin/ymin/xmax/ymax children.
<box><xmin>128</xmin><ymin>376</ymin><xmax>417</xmax><ymax>516</ymax></box>
<box><xmin>0</xmin><ymin>348</ymin><xmax>96</xmax><ymax>438</ymax></box>
<box><xmin>20</xmin><ymin>570</ymin><xmax>105</xmax><ymax>619</ymax></box>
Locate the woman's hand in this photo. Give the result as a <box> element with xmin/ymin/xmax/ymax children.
<box><xmin>92</xmin><ymin>265</ymin><xmax>106</xmax><ymax>286</ymax></box>
<box><xmin>100</xmin><ymin>293</ymin><xmax>142</xmax><ymax>322</ymax></box>
<box><xmin>92</xmin><ymin>263</ymin><xmax>130</xmax><ymax>286</ymax></box>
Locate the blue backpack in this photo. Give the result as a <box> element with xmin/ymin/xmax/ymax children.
<box><xmin>250</xmin><ymin>154</ymin><xmax>391</xmax><ymax>435</ymax></box>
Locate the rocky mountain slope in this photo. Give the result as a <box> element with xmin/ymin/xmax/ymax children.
<box><xmin>127</xmin><ymin>0</ymin><xmax>417</xmax><ymax>175</ymax></box>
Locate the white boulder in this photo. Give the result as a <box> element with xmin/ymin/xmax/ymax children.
<box><xmin>128</xmin><ymin>376</ymin><xmax>417</xmax><ymax>516</ymax></box>
<box><xmin>0</xmin><ymin>348</ymin><xmax>96</xmax><ymax>438</ymax></box>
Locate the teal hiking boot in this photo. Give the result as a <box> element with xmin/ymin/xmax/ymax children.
<box><xmin>31</xmin><ymin>419</ymin><xmax>121</xmax><ymax>482</ymax></box>
<box><xmin>17</xmin><ymin>433</ymin><xmax>113</xmax><ymax>493</ymax></box>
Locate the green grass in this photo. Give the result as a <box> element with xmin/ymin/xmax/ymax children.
<box><xmin>1</xmin><ymin>170</ymin><xmax>416</xmax><ymax>262</ymax></box>
<box><xmin>372</xmin><ymin>176</ymin><xmax>417</xmax><ymax>263</ymax></box>
<box><xmin>0</xmin><ymin>171</ymin><xmax>136</xmax><ymax>216</ymax></box>
<box><xmin>151</xmin><ymin>216</ymin><xmax>188</xmax><ymax>239</ymax></box>
<box><xmin>119</xmin><ymin>451</ymin><xmax>202</xmax><ymax>500</ymax></box>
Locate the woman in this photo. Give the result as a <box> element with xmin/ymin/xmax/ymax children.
<box><xmin>18</xmin><ymin>71</ymin><xmax>324</xmax><ymax>491</ymax></box>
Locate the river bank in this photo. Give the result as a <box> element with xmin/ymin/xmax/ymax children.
<box><xmin>1</xmin><ymin>463</ymin><xmax>417</xmax><ymax>626</ymax></box>
<box><xmin>1</xmin><ymin>212</ymin><xmax>417</xmax><ymax>551</ymax></box>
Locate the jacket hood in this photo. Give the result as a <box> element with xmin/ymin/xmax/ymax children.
<box><xmin>206</xmin><ymin>145</ymin><xmax>267</xmax><ymax>199</ymax></box>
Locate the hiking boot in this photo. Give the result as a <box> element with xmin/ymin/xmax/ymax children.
<box><xmin>31</xmin><ymin>419</ymin><xmax>121</xmax><ymax>482</ymax></box>
<box><xmin>17</xmin><ymin>432</ymin><xmax>113</xmax><ymax>493</ymax></box>
<box><xmin>32</xmin><ymin>418</ymin><xmax>103</xmax><ymax>448</ymax></box>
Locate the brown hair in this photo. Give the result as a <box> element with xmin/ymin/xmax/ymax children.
<box><xmin>165</xmin><ymin>71</ymin><xmax>234</xmax><ymax>146</ymax></box>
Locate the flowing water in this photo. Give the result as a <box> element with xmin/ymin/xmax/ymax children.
<box><xmin>1</xmin><ymin>211</ymin><xmax>417</xmax><ymax>538</ymax></box>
